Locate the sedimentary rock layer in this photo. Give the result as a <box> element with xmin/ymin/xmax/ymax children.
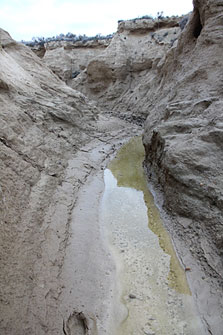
<box><xmin>38</xmin><ymin>16</ymin><xmax>186</xmax><ymax>124</ymax></box>
<box><xmin>142</xmin><ymin>1</ymin><xmax>223</xmax><ymax>332</ymax></box>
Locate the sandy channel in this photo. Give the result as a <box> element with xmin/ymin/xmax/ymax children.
<box><xmin>0</xmin><ymin>116</ymin><xmax>211</xmax><ymax>334</ymax></box>
<box><xmin>60</xmin><ymin>132</ymin><xmax>207</xmax><ymax>335</ymax></box>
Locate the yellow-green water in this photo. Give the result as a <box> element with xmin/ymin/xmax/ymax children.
<box><xmin>108</xmin><ymin>136</ymin><xmax>190</xmax><ymax>295</ymax></box>
<box><xmin>101</xmin><ymin>136</ymin><xmax>204</xmax><ymax>334</ymax></box>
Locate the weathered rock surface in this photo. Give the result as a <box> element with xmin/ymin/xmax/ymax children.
<box><xmin>71</xmin><ymin>16</ymin><xmax>185</xmax><ymax>123</ymax></box>
<box><xmin>0</xmin><ymin>27</ymin><xmax>141</xmax><ymax>334</ymax></box>
<box><xmin>37</xmin><ymin>16</ymin><xmax>186</xmax><ymax>123</ymax></box>
<box><xmin>33</xmin><ymin>38</ymin><xmax>111</xmax><ymax>82</ymax></box>
<box><xmin>142</xmin><ymin>1</ymin><xmax>223</xmax><ymax>333</ymax></box>
<box><xmin>0</xmin><ymin>26</ymin><xmax>96</xmax><ymax>334</ymax></box>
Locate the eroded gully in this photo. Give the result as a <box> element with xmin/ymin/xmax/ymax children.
<box><xmin>100</xmin><ymin>136</ymin><xmax>206</xmax><ymax>335</ymax></box>
<box><xmin>60</xmin><ymin>119</ymin><xmax>206</xmax><ymax>335</ymax></box>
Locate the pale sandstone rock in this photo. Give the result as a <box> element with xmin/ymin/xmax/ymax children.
<box><xmin>1</xmin><ymin>1</ymin><xmax>223</xmax><ymax>333</ymax></box>
<box><xmin>36</xmin><ymin>16</ymin><xmax>184</xmax><ymax>122</ymax></box>
<box><xmin>142</xmin><ymin>1</ymin><xmax>223</xmax><ymax>332</ymax></box>
<box><xmin>0</xmin><ymin>27</ymin><xmax>141</xmax><ymax>335</ymax></box>
<box><xmin>117</xmin><ymin>15</ymin><xmax>180</xmax><ymax>33</ymax></box>
<box><xmin>34</xmin><ymin>38</ymin><xmax>111</xmax><ymax>81</ymax></box>
<box><xmin>70</xmin><ymin>17</ymin><xmax>183</xmax><ymax>118</ymax></box>
<box><xmin>0</xmin><ymin>28</ymin><xmax>101</xmax><ymax>335</ymax></box>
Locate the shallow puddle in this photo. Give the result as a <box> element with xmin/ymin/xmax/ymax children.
<box><xmin>100</xmin><ymin>136</ymin><xmax>205</xmax><ymax>335</ymax></box>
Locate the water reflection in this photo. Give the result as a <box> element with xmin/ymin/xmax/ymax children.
<box><xmin>108</xmin><ymin>136</ymin><xmax>191</xmax><ymax>295</ymax></box>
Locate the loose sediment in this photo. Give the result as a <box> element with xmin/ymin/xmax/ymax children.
<box><xmin>51</xmin><ymin>118</ymin><xmax>141</xmax><ymax>335</ymax></box>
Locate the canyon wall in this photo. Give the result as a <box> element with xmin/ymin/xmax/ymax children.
<box><xmin>39</xmin><ymin>38</ymin><xmax>110</xmax><ymax>82</ymax></box>
<box><xmin>1</xmin><ymin>0</ymin><xmax>223</xmax><ymax>333</ymax></box>
<box><xmin>38</xmin><ymin>15</ymin><xmax>186</xmax><ymax>124</ymax></box>
<box><xmin>0</xmin><ymin>27</ymin><xmax>141</xmax><ymax>335</ymax></box>
<box><xmin>143</xmin><ymin>0</ymin><xmax>223</xmax><ymax>279</ymax></box>
<box><xmin>141</xmin><ymin>2</ymin><xmax>223</xmax><ymax>331</ymax></box>
<box><xmin>0</xmin><ymin>28</ymin><xmax>99</xmax><ymax>334</ymax></box>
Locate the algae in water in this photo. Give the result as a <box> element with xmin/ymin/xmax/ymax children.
<box><xmin>109</xmin><ymin>136</ymin><xmax>191</xmax><ymax>295</ymax></box>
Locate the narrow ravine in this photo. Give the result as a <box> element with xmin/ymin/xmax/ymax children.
<box><xmin>100</xmin><ymin>136</ymin><xmax>205</xmax><ymax>335</ymax></box>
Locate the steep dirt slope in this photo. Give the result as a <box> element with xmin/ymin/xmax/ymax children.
<box><xmin>142</xmin><ymin>0</ymin><xmax>223</xmax><ymax>332</ymax></box>
<box><xmin>0</xmin><ymin>27</ymin><xmax>97</xmax><ymax>334</ymax></box>
<box><xmin>0</xmin><ymin>28</ymin><xmax>140</xmax><ymax>334</ymax></box>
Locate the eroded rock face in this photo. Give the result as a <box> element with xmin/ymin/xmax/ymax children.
<box><xmin>142</xmin><ymin>2</ymin><xmax>223</xmax><ymax>330</ymax></box>
<box><xmin>36</xmin><ymin>16</ymin><xmax>186</xmax><ymax>124</ymax></box>
<box><xmin>70</xmin><ymin>17</ymin><xmax>184</xmax><ymax>123</ymax></box>
<box><xmin>0</xmin><ymin>28</ymin><xmax>99</xmax><ymax>334</ymax></box>
<box><xmin>1</xmin><ymin>2</ymin><xmax>223</xmax><ymax>333</ymax></box>
<box><xmin>34</xmin><ymin>38</ymin><xmax>111</xmax><ymax>82</ymax></box>
<box><xmin>0</xmin><ymin>27</ymin><xmax>142</xmax><ymax>335</ymax></box>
